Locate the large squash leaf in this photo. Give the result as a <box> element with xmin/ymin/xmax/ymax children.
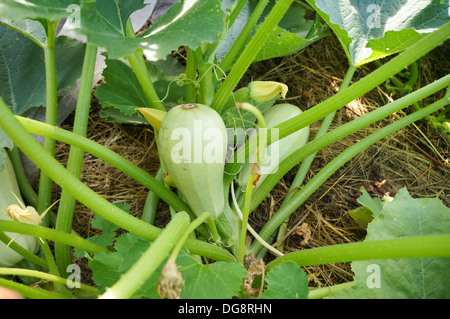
<box><xmin>307</xmin><ymin>0</ymin><xmax>450</xmax><ymax>66</ymax></box>
<box><xmin>334</xmin><ymin>188</ymin><xmax>450</xmax><ymax>298</ymax></box>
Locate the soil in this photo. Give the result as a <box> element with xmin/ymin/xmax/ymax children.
<box><xmin>53</xmin><ymin>33</ymin><xmax>450</xmax><ymax>288</ymax></box>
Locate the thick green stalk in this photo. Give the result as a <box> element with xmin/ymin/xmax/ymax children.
<box><xmin>100</xmin><ymin>212</ymin><xmax>190</xmax><ymax>299</ymax></box>
<box><xmin>7</xmin><ymin>147</ymin><xmax>38</xmax><ymax>208</ymax></box>
<box><xmin>228</xmin><ymin>0</ymin><xmax>249</xmax><ymax>27</ymax></box>
<box><xmin>193</xmin><ymin>47</ymin><xmax>214</xmax><ymax>105</ymax></box>
<box><xmin>184</xmin><ymin>47</ymin><xmax>198</xmax><ymax>103</ymax></box>
<box><xmin>251</xmin><ymin>96</ymin><xmax>450</xmax><ymax>254</ymax></box>
<box><xmin>38</xmin><ymin>20</ymin><xmax>59</xmax><ymax>226</ymax></box>
<box><xmin>0</xmin><ymin>268</ymin><xmax>98</xmax><ymax>295</ymax></box>
<box><xmin>219</xmin><ymin>0</ymin><xmax>270</xmax><ymax>73</ymax></box>
<box><xmin>266</xmin><ymin>234</ymin><xmax>450</xmax><ymax>270</ymax></box>
<box><xmin>275</xmin><ymin>64</ymin><xmax>356</xmax><ymax>251</ymax></box>
<box><xmin>210</xmin><ymin>0</ymin><xmax>294</xmax><ymax>113</ymax></box>
<box><xmin>55</xmin><ymin>43</ymin><xmax>98</xmax><ymax>277</ymax></box>
<box><xmin>0</xmin><ymin>220</ymin><xmax>108</xmax><ymax>255</ymax></box>
<box><xmin>0</xmin><ymin>99</ymin><xmax>234</xmax><ymax>262</ymax></box>
<box><xmin>224</xmin><ymin>22</ymin><xmax>450</xmax><ymax>182</ymax></box>
<box><xmin>0</xmin><ymin>277</ymin><xmax>70</xmax><ymax>299</ymax></box>
<box><xmin>141</xmin><ymin>167</ymin><xmax>163</xmax><ymax>224</ymax></box>
<box><xmin>125</xmin><ymin>20</ymin><xmax>165</xmax><ymax>111</ymax></box>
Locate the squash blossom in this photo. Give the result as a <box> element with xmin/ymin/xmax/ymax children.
<box><xmin>248</xmin><ymin>81</ymin><xmax>288</xmax><ymax>104</ymax></box>
<box><xmin>6</xmin><ymin>204</ymin><xmax>42</xmax><ymax>225</ymax></box>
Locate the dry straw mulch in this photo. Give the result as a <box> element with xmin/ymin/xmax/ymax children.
<box><xmin>54</xmin><ymin>34</ymin><xmax>449</xmax><ymax>288</ymax></box>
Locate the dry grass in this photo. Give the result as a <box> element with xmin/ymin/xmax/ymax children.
<box><xmin>54</xmin><ymin>34</ymin><xmax>449</xmax><ymax>288</ymax></box>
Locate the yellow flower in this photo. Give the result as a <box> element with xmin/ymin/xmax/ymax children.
<box><xmin>248</xmin><ymin>81</ymin><xmax>288</xmax><ymax>104</ymax></box>
<box><xmin>6</xmin><ymin>204</ymin><xmax>42</xmax><ymax>225</ymax></box>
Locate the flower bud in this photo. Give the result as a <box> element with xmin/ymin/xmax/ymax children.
<box><xmin>157</xmin><ymin>259</ymin><xmax>184</xmax><ymax>299</ymax></box>
<box><xmin>248</xmin><ymin>81</ymin><xmax>288</xmax><ymax>104</ymax></box>
<box><xmin>6</xmin><ymin>205</ymin><xmax>42</xmax><ymax>225</ymax></box>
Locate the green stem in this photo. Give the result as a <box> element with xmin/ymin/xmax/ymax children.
<box><xmin>7</xmin><ymin>147</ymin><xmax>38</xmax><ymax>208</ymax></box>
<box><xmin>125</xmin><ymin>20</ymin><xmax>165</xmax><ymax>111</ymax></box>
<box><xmin>251</xmin><ymin>96</ymin><xmax>450</xmax><ymax>254</ymax></box>
<box><xmin>55</xmin><ymin>43</ymin><xmax>98</xmax><ymax>277</ymax></box>
<box><xmin>0</xmin><ymin>220</ymin><xmax>108</xmax><ymax>254</ymax></box>
<box><xmin>0</xmin><ymin>267</ymin><xmax>98</xmax><ymax>295</ymax></box>
<box><xmin>39</xmin><ymin>238</ymin><xmax>70</xmax><ymax>296</ymax></box>
<box><xmin>193</xmin><ymin>47</ymin><xmax>214</xmax><ymax>105</ymax></box>
<box><xmin>238</xmin><ymin>173</ymin><xmax>257</xmax><ymax>263</ymax></box>
<box><xmin>0</xmin><ymin>99</ymin><xmax>234</xmax><ymax>262</ymax></box>
<box><xmin>100</xmin><ymin>212</ymin><xmax>190</xmax><ymax>299</ymax></box>
<box><xmin>38</xmin><ymin>20</ymin><xmax>59</xmax><ymax>226</ymax></box>
<box><xmin>0</xmin><ymin>231</ymin><xmax>48</xmax><ymax>269</ymax></box>
<box><xmin>0</xmin><ymin>277</ymin><xmax>70</xmax><ymax>299</ymax></box>
<box><xmin>266</xmin><ymin>234</ymin><xmax>450</xmax><ymax>270</ymax></box>
<box><xmin>141</xmin><ymin>167</ymin><xmax>163</xmax><ymax>224</ymax></box>
<box><xmin>185</xmin><ymin>47</ymin><xmax>198</xmax><ymax>103</ymax></box>
<box><xmin>170</xmin><ymin>212</ymin><xmax>210</xmax><ymax>261</ymax></box>
<box><xmin>307</xmin><ymin>282</ymin><xmax>355</xmax><ymax>299</ymax></box>
<box><xmin>219</xmin><ymin>0</ymin><xmax>270</xmax><ymax>73</ymax></box>
<box><xmin>275</xmin><ymin>64</ymin><xmax>356</xmax><ymax>251</ymax></box>
<box><xmin>224</xmin><ymin>22</ymin><xmax>450</xmax><ymax>182</ymax></box>
<box><xmin>211</xmin><ymin>0</ymin><xmax>294</xmax><ymax>113</ymax></box>
<box><xmin>228</xmin><ymin>0</ymin><xmax>249</xmax><ymax>27</ymax></box>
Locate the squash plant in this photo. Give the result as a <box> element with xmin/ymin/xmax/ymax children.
<box><xmin>0</xmin><ymin>0</ymin><xmax>449</xmax><ymax>299</ymax></box>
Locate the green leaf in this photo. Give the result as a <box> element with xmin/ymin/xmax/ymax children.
<box><xmin>217</xmin><ymin>1</ymin><xmax>327</xmax><ymax>64</ymax></box>
<box><xmin>307</xmin><ymin>0</ymin><xmax>450</xmax><ymax>66</ymax></box>
<box><xmin>78</xmin><ymin>0</ymin><xmax>226</xmax><ymax>60</ymax></box>
<box><xmin>73</xmin><ymin>203</ymin><xmax>127</xmax><ymax>258</ymax></box>
<box><xmin>0</xmin><ymin>24</ymin><xmax>85</xmax><ymax>115</ymax></box>
<box><xmin>334</xmin><ymin>188</ymin><xmax>450</xmax><ymax>299</ymax></box>
<box><xmin>260</xmin><ymin>261</ymin><xmax>309</xmax><ymax>299</ymax></box>
<box><xmin>0</xmin><ymin>0</ymin><xmax>78</xmax><ymax>22</ymax></box>
<box><xmin>89</xmin><ymin>233</ymin><xmax>246</xmax><ymax>299</ymax></box>
<box><xmin>254</xmin><ymin>3</ymin><xmax>328</xmax><ymax>62</ymax></box>
<box><xmin>95</xmin><ymin>57</ymin><xmax>184</xmax><ymax>122</ymax></box>
<box><xmin>177</xmin><ymin>253</ymin><xmax>247</xmax><ymax>299</ymax></box>
<box><xmin>89</xmin><ymin>233</ymin><xmax>152</xmax><ymax>294</ymax></box>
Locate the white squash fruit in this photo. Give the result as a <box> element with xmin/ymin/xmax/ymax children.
<box><xmin>158</xmin><ymin>104</ymin><xmax>227</xmax><ymax>219</ymax></box>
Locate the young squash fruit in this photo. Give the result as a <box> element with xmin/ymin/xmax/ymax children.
<box><xmin>237</xmin><ymin>103</ymin><xmax>310</xmax><ymax>188</ymax></box>
<box><xmin>158</xmin><ymin>104</ymin><xmax>227</xmax><ymax>219</ymax></box>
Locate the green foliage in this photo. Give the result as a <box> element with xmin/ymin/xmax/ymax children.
<box><xmin>0</xmin><ymin>0</ymin><xmax>78</xmax><ymax>22</ymax></box>
<box><xmin>334</xmin><ymin>188</ymin><xmax>450</xmax><ymax>298</ymax></box>
<box><xmin>260</xmin><ymin>261</ymin><xmax>309</xmax><ymax>299</ymax></box>
<box><xmin>95</xmin><ymin>57</ymin><xmax>184</xmax><ymax>123</ymax></box>
<box><xmin>307</xmin><ymin>0</ymin><xmax>450</xmax><ymax>66</ymax></box>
